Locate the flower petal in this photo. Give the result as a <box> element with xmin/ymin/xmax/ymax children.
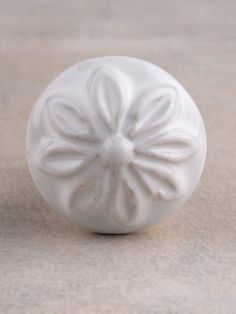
<box><xmin>35</xmin><ymin>138</ymin><xmax>95</xmax><ymax>177</ymax></box>
<box><xmin>88</xmin><ymin>67</ymin><xmax>128</xmax><ymax>132</ymax></box>
<box><xmin>136</xmin><ymin>129</ymin><xmax>199</xmax><ymax>162</ymax></box>
<box><xmin>46</xmin><ymin>91</ymin><xmax>96</xmax><ymax>141</ymax></box>
<box><xmin>108</xmin><ymin>171</ymin><xmax>142</xmax><ymax>226</ymax></box>
<box><xmin>128</xmin><ymin>85</ymin><xmax>179</xmax><ymax>138</ymax></box>
<box><xmin>68</xmin><ymin>170</ymin><xmax>104</xmax><ymax>216</ymax></box>
<box><xmin>131</xmin><ymin>159</ymin><xmax>183</xmax><ymax>200</ymax></box>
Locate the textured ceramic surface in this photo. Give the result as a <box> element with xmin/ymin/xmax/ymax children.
<box><xmin>26</xmin><ymin>56</ymin><xmax>207</xmax><ymax>233</ymax></box>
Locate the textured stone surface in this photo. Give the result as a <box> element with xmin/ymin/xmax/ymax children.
<box><xmin>0</xmin><ymin>0</ymin><xmax>235</xmax><ymax>313</ymax></box>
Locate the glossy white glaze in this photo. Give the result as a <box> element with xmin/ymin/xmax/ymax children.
<box><xmin>26</xmin><ymin>56</ymin><xmax>207</xmax><ymax>233</ymax></box>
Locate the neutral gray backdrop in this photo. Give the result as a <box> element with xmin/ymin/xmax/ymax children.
<box><xmin>0</xmin><ymin>1</ymin><xmax>235</xmax><ymax>313</ymax></box>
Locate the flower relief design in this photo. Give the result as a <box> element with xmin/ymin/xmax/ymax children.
<box><xmin>36</xmin><ymin>67</ymin><xmax>199</xmax><ymax>227</ymax></box>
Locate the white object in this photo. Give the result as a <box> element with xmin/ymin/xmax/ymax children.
<box><xmin>26</xmin><ymin>56</ymin><xmax>207</xmax><ymax>234</ymax></box>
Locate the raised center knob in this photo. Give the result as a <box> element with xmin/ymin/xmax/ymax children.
<box><xmin>100</xmin><ymin>135</ymin><xmax>134</xmax><ymax>166</ymax></box>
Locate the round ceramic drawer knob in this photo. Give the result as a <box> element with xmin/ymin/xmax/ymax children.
<box><xmin>27</xmin><ymin>57</ymin><xmax>207</xmax><ymax>234</ymax></box>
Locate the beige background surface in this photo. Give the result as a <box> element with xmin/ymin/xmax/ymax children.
<box><xmin>0</xmin><ymin>1</ymin><xmax>236</xmax><ymax>313</ymax></box>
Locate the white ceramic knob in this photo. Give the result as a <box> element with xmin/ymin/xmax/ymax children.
<box><xmin>26</xmin><ymin>56</ymin><xmax>207</xmax><ymax>234</ymax></box>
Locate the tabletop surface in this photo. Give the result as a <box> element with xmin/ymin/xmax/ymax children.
<box><xmin>0</xmin><ymin>1</ymin><xmax>235</xmax><ymax>313</ymax></box>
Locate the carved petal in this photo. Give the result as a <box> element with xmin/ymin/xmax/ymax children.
<box><xmin>136</xmin><ymin>129</ymin><xmax>199</xmax><ymax>162</ymax></box>
<box><xmin>131</xmin><ymin>159</ymin><xmax>183</xmax><ymax>200</ymax></box>
<box><xmin>68</xmin><ymin>171</ymin><xmax>104</xmax><ymax>215</ymax></box>
<box><xmin>36</xmin><ymin>138</ymin><xmax>93</xmax><ymax>177</ymax></box>
<box><xmin>109</xmin><ymin>173</ymin><xmax>141</xmax><ymax>226</ymax></box>
<box><xmin>46</xmin><ymin>91</ymin><xmax>96</xmax><ymax>140</ymax></box>
<box><xmin>88</xmin><ymin>67</ymin><xmax>128</xmax><ymax>132</ymax></box>
<box><xmin>128</xmin><ymin>85</ymin><xmax>179</xmax><ymax>137</ymax></box>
